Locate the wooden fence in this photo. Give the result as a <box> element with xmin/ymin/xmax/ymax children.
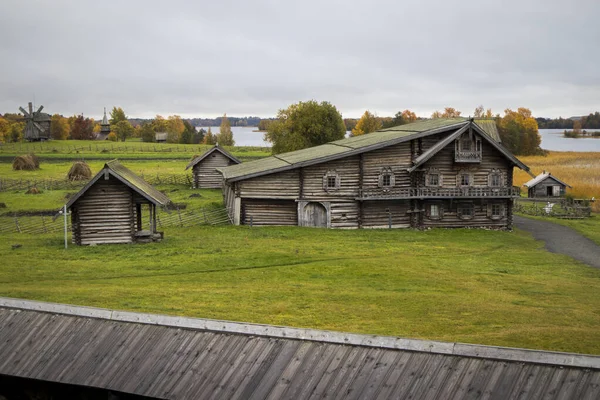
<box><xmin>0</xmin><ymin>206</ymin><xmax>231</xmax><ymax>235</ymax></box>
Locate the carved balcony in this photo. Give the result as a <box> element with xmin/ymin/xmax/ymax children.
<box><xmin>358</xmin><ymin>186</ymin><xmax>521</xmax><ymax>200</ymax></box>
<box><xmin>455</xmin><ymin>150</ymin><xmax>482</xmax><ymax>163</ymax></box>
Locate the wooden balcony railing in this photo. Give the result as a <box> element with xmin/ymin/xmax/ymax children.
<box><xmin>455</xmin><ymin>150</ymin><xmax>481</xmax><ymax>162</ymax></box>
<box><xmin>358</xmin><ymin>186</ymin><xmax>521</xmax><ymax>200</ymax></box>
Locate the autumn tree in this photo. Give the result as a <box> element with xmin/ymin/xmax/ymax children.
<box><xmin>352</xmin><ymin>110</ymin><xmax>382</xmax><ymax>136</ymax></box>
<box><xmin>165</xmin><ymin>115</ymin><xmax>185</xmax><ymax>143</ymax></box>
<box><xmin>204</xmin><ymin>127</ymin><xmax>216</xmax><ymax>145</ymax></box>
<box><xmin>109</xmin><ymin>107</ymin><xmax>127</xmax><ymax>125</ymax></box>
<box><xmin>112</xmin><ymin>120</ymin><xmax>134</xmax><ymax>142</ymax></box>
<box><xmin>8</xmin><ymin>123</ymin><xmax>24</xmax><ymax>142</ymax></box>
<box><xmin>50</xmin><ymin>114</ymin><xmax>69</xmax><ymax>140</ymax></box>
<box><xmin>442</xmin><ymin>107</ymin><xmax>461</xmax><ymax>118</ymax></box>
<box><xmin>474</xmin><ymin>106</ymin><xmax>495</xmax><ymax>118</ymax></box>
<box><xmin>140</xmin><ymin>123</ymin><xmax>155</xmax><ymax>142</ymax></box>
<box><xmin>216</xmin><ymin>113</ymin><xmax>235</xmax><ymax>146</ymax></box>
<box><xmin>71</xmin><ymin>115</ymin><xmax>95</xmax><ymax>140</ymax></box>
<box><xmin>152</xmin><ymin>115</ymin><xmax>168</xmax><ymax>133</ymax></box>
<box><xmin>0</xmin><ymin>116</ymin><xmax>10</xmax><ymax>142</ymax></box>
<box><xmin>497</xmin><ymin>108</ymin><xmax>541</xmax><ymax>155</ymax></box>
<box><xmin>265</xmin><ymin>100</ymin><xmax>346</xmax><ymax>154</ymax></box>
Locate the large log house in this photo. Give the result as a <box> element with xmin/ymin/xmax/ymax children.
<box><xmin>218</xmin><ymin>118</ymin><xmax>532</xmax><ymax>230</ymax></box>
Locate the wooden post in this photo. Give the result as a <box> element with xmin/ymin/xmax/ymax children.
<box><xmin>152</xmin><ymin>205</ymin><xmax>157</xmax><ymax>233</ymax></box>
<box><xmin>136</xmin><ymin>204</ymin><xmax>142</xmax><ymax>231</ymax></box>
<box><xmin>177</xmin><ymin>208</ymin><xmax>183</xmax><ymax>227</ymax></box>
<box><xmin>14</xmin><ymin>217</ymin><xmax>21</xmax><ymax>233</ymax></box>
<box><xmin>63</xmin><ymin>205</ymin><xmax>68</xmax><ymax>249</ymax></box>
<box><xmin>41</xmin><ymin>215</ymin><xmax>47</xmax><ymax>233</ymax></box>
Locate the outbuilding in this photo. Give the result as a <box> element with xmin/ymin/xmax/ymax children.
<box><xmin>186</xmin><ymin>144</ymin><xmax>240</xmax><ymax>189</ymax></box>
<box><xmin>523</xmin><ymin>171</ymin><xmax>571</xmax><ymax>198</ymax></box>
<box><xmin>65</xmin><ymin>160</ymin><xmax>171</xmax><ymax>245</ymax></box>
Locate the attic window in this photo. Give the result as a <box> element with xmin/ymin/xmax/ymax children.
<box><xmin>323</xmin><ymin>170</ymin><xmax>341</xmax><ymax>191</ymax></box>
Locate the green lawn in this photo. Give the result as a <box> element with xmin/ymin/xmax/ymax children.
<box><xmin>1</xmin><ymin>225</ymin><xmax>599</xmax><ymax>355</ymax></box>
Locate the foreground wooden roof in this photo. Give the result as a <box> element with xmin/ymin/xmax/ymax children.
<box><xmin>0</xmin><ymin>298</ymin><xmax>598</xmax><ymax>400</ymax></box>
<box><xmin>65</xmin><ymin>160</ymin><xmax>170</xmax><ymax>208</ymax></box>
<box><xmin>218</xmin><ymin>118</ymin><xmax>527</xmax><ymax>182</ymax></box>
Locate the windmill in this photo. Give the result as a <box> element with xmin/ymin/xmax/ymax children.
<box><xmin>19</xmin><ymin>102</ymin><xmax>51</xmax><ymax>141</ymax></box>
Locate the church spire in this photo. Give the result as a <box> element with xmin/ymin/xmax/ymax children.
<box><xmin>101</xmin><ymin>107</ymin><xmax>110</xmax><ymax>133</ymax></box>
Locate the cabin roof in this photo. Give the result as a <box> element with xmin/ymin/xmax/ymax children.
<box><xmin>0</xmin><ymin>297</ymin><xmax>598</xmax><ymax>400</ymax></box>
<box><xmin>65</xmin><ymin>160</ymin><xmax>171</xmax><ymax>208</ymax></box>
<box><xmin>218</xmin><ymin>118</ymin><xmax>528</xmax><ymax>182</ymax></box>
<box><xmin>524</xmin><ymin>172</ymin><xmax>572</xmax><ymax>188</ymax></box>
<box><xmin>185</xmin><ymin>144</ymin><xmax>241</xmax><ymax>170</ymax></box>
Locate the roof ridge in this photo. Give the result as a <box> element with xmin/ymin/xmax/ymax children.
<box><xmin>1</xmin><ymin>297</ymin><xmax>598</xmax><ymax>369</ymax></box>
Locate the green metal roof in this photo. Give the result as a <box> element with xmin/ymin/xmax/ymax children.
<box><xmin>66</xmin><ymin>160</ymin><xmax>171</xmax><ymax>208</ymax></box>
<box><xmin>219</xmin><ymin>118</ymin><xmax>469</xmax><ymax>181</ymax></box>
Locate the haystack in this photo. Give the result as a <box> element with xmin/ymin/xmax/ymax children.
<box><xmin>67</xmin><ymin>161</ymin><xmax>92</xmax><ymax>181</ymax></box>
<box><xmin>12</xmin><ymin>155</ymin><xmax>39</xmax><ymax>171</ymax></box>
<box><xmin>25</xmin><ymin>187</ymin><xmax>41</xmax><ymax>194</ymax></box>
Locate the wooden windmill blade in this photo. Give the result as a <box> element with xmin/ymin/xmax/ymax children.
<box><xmin>36</xmin><ymin>105</ymin><xmax>44</xmax><ymax>114</ymax></box>
<box><xmin>19</xmin><ymin>107</ymin><xmax>31</xmax><ymax>118</ymax></box>
<box><xmin>33</xmin><ymin>121</ymin><xmax>45</xmax><ymax>132</ymax></box>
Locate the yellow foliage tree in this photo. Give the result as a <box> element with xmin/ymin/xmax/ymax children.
<box><xmin>430</xmin><ymin>110</ymin><xmax>442</xmax><ymax>119</ymax></box>
<box><xmin>50</xmin><ymin>114</ymin><xmax>70</xmax><ymax>140</ymax></box>
<box><xmin>498</xmin><ymin>108</ymin><xmax>541</xmax><ymax>155</ymax></box>
<box><xmin>352</xmin><ymin>110</ymin><xmax>382</xmax><ymax>136</ymax></box>
<box><xmin>166</xmin><ymin>115</ymin><xmax>185</xmax><ymax>143</ymax></box>
<box><xmin>0</xmin><ymin>117</ymin><xmax>10</xmax><ymax>143</ymax></box>
<box><xmin>401</xmin><ymin>110</ymin><xmax>417</xmax><ymax>123</ymax></box>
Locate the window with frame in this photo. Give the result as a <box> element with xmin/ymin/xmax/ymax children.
<box><xmin>461</xmin><ymin>139</ymin><xmax>472</xmax><ymax>151</ymax></box>
<box><xmin>490</xmin><ymin>174</ymin><xmax>501</xmax><ymax>187</ymax></box>
<box><xmin>378</xmin><ymin>167</ymin><xmax>395</xmax><ymax>189</ymax></box>
<box><xmin>490</xmin><ymin>203</ymin><xmax>503</xmax><ymax>219</ymax></box>
<box><xmin>323</xmin><ymin>170</ymin><xmax>340</xmax><ymax>191</ymax></box>
<box><xmin>382</xmin><ymin>174</ymin><xmax>391</xmax><ymax>187</ymax></box>
<box><xmin>430</xmin><ymin>204</ymin><xmax>441</xmax><ymax>219</ymax></box>
<box><xmin>460</xmin><ymin>174</ymin><xmax>470</xmax><ymax>186</ymax></box>
<box><xmin>429</xmin><ymin>174</ymin><xmax>439</xmax><ymax>186</ymax></box>
<box><xmin>327</xmin><ymin>176</ymin><xmax>337</xmax><ymax>188</ymax></box>
<box><xmin>426</xmin><ymin>168</ymin><xmax>442</xmax><ymax>187</ymax></box>
<box><xmin>459</xmin><ymin>203</ymin><xmax>474</xmax><ymax>219</ymax></box>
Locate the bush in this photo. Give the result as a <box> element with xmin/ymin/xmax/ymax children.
<box><xmin>67</xmin><ymin>161</ymin><xmax>92</xmax><ymax>181</ymax></box>
<box><xmin>107</xmin><ymin>132</ymin><xmax>118</xmax><ymax>142</ymax></box>
<box><xmin>12</xmin><ymin>154</ymin><xmax>39</xmax><ymax>171</ymax></box>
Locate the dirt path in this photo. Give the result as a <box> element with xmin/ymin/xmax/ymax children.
<box><xmin>514</xmin><ymin>215</ymin><xmax>600</xmax><ymax>268</ymax></box>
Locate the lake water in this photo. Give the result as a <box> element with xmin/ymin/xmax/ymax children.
<box><xmin>198</xmin><ymin>126</ymin><xmax>600</xmax><ymax>152</ymax></box>
<box><xmin>538</xmin><ymin>129</ymin><xmax>600</xmax><ymax>152</ymax></box>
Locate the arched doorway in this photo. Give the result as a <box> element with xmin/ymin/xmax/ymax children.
<box><xmin>302</xmin><ymin>202</ymin><xmax>328</xmax><ymax>228</ymax></box>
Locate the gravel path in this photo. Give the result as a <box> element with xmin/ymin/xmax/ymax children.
<box><xmin>514</xmin><ymin>215</ymin><xmax>600</xmax><ymax>268</ymax></box>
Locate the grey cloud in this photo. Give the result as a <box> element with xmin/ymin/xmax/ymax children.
<box><xmin>1</xmin><ymin>0</ymin><xmax>599</xmax><ymax>119</ymax></box>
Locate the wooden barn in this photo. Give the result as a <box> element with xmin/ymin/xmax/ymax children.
<box><xmin>218</xmin><ymin>118</ymin><xmax>532</xmax><ymax>230</ymax></box>
<box><xmin>186</xmin><ymin>144</ymin><xmax>240</xmax><ymax>189</ymax></box>
<box><xmin>65</xmin><ymin>160</ymin><xmax>171</xmax><ymax>245</ymax></box>
<box><xmin>524</xmin><ymin>171</ymin><xmax>571</xmax><ymax>198</ymax></box>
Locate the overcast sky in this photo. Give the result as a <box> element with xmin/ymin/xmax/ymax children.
<box><xmin>1</xmin><ymin>0</ymin><xmax>599</xmax><ymax>120</ymax></box>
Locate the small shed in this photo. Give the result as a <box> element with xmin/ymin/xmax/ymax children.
<box><xmin>65</xmin><ymin>160</ymin><xmax>171</xmax><ymax>245</ymax></box>
<box><xmin>524</xmin><ymin>171</ymin><xmax>571</xmax><ymax>198</ymax></box>
<box><xmin>186</xmin><ymin>145</ymin><xmax>241</xmax><ymax>189</ymax></box>
<box><xmin>155</xmin><ymin>132</ymin><xmax>168</xmax><ymax>143</ymax></box>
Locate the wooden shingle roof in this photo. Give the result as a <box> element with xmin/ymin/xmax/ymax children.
<box><xmin>65</xmin><ymin>160</ymin><xmax>170</xmax><ymax>208</ymax></box>
<box><xmin>0</xmin><ymin>298</ymin><xmax>599</xmax><ymax>400</ymax></box>
<box><xmin>218</xmin><ymin>118</ymin><xmax>528</xmax><ymax>182</ymax></box>
<box><xmin>524</xmin><ymin>172</ymin><xmax>572</xmax><ymax>188</ymax></box>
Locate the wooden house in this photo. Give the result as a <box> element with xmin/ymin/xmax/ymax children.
<box><xmin>155</xmin><ymin>132</ymin><xmax>168</xmax><ymax>143</ymax></box>
<box><xmin>65</xmin><ymin>160</ymin><xmax>171</xmax><ymax>245</ymax></box>
<box><xmin>523</xmin><ymin>171</ymin><xmax>571</xmax><ymax>198</ymax></box>
<box><xmin>218</xmin><ymin>118</ymin><xmax>532</xmax><ymax>230</ymax></box>
<box><xmin>186</xmin><ymin>145</ymin><xmax>241</xmax><ymax>189</ymax></box>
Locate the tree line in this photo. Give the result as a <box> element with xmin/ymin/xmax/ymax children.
<box><xmin>536</xmin><ymin>112</ymin><xmax>600</xmax><ymax>129</ymax></box>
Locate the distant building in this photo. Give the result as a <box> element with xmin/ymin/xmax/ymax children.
<box><xmin>524</xmin><ymin>171</ymin><xmax>571</xmax><ymax>198</ymax></box>
<box><xmin>155</xmin><ymin>132</ymin><xmax>168</xmax><ymax>143</ymax></box>
<box><xmin>186</xmin><ymin>145</ymin><xmax>241</xmax><ymax>189</ymax></box>
<box><xmin>20</xmin><ymin>102</ymin><xmax>51</xmax><ymax>141</ymax></box>
<box><xmin>95</xmin><ymin>108</ymin><xmax>111</xmax><ymax>140</ymax></box>
<box><xmin>65</xmin><ymin>160</ymin><xmax>171</xmax><ymax>245</ymax></box>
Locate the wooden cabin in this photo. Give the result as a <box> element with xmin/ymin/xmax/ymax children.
<box><xmin>186</xmin><ymin>145</ymin><xmax>241</xmax><ymax>189</ymax></box>
<box><xmin>218</xmin><ymin>118</ymin><xmax>532</xmax><ymax>230</ymax></box>
<box><xmin>65</xmin><ymin>160</ymin><xmax>171</xmax><ymax>245</ymax></box>
<box><xmin>523</xmin><ymin>172</ymin><xmax>571</xmax><ymax>198</ymax></box>
<box><xmin>155</xmin><ymin>132</ymin><xmax>168</xmax><ymax>143</ymax></box>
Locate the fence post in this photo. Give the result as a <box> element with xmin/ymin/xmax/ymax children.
<box><xmin>41</xmin><ymin>215</ymin><xmax>47</xmax><ymax>233</ymax></box>
<box><xmin>177</xmin><ymin>208</ymin><xmax>183</xmax><ymax>227</ymax></box>
<box><xmin>15</xmin><ymin>217</ymin><xmax>21</xmax><ymax>233</ymax></box>
<box><xmin>157</xmin><ymin>214</ymin><xmax>162</xmax><ymax>228</ymax></box>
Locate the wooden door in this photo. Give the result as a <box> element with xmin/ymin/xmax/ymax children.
<box><xmin>303</xmin><ymin>202</ymin><xmax>328</xmax><ymax>228</ymax></box>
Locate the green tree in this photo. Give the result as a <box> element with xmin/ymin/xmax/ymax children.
<box><xmin>152</xmin><ymin>115</ymin><xmax>168</xmax><ymax>133</ymax></box>
<box><xmin>257</xmin><ymin>119</ymin><xmax>272</xmax><ymax>131</ymax></box>
<box><xmin>381</xmin><ymin>110</ymin><xmax>417</xmax><ymax>128</ymax></box>
<box><xmin>194</xmin><ymin>128</ymin><xmax>205</xmax><ymax>144</ymax></box>
<box><xmin>109</xmin><ymin>107</ymin><xmax>127</xmax><ymax>125</ymax></box>
<box><xmin>180</xmin><ymin>120</ymin><xmax>195</xmax><ymax>144</ymax></box>
<box><xmin>265</xmin><ymin>100</ymin><xmax>346</xmax><ymax>154</ymax></box>
<box><xmin>0</xmin><ymin>117</ymin><xmax>10</xmax><ymax>143</ymax></box>
<box><xmin>497</xmin><ymin>108</ymin><xmax>541</xmax><ymax>155</ymax></box>
<box><xmin>112</xmin><ymin>120</ymin><xmax>134</xmax><ymax>142</ymax></box>
<box><xmin>50</xmin><ymin>114</ymin><xmax>69</xmax><ymax>140</ymax></box>
<box><xmin>204</xmin><ymin>127</ymin><xmax>216</xmax><ymax>145</ymax></box>
<box><xmin>9</xmin><ymin>122</ymin><xmax>24</xmax><ymax>142</ymax></box>
<box><xmin>71</xmin><ymin>115</ymin><xmax>94</xmax><ymax>140</ymax></box>
<box><xmin>351</xmin><ymin>110</ymin><xmax>382</xmax><ymax>136</ymax></box>
<box><xmin>216</xmin><ymin>113</ymin><xmax>235</xmax><ymax>146</ymax></box>
<box><xmin>140</xmin><ymin>123</ymin><xmax>155</xmax><ymax>142</ymax></box>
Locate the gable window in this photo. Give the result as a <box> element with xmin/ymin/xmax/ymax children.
<box><xmin>426</xmin><ymin>168</ymin><xmax>442</xmax><ymax>187</ymax></box>
<box><xmin>378</xmin><ymin>167</ymin><xmax>395</xmax><ymax>189</ymax></box>
<box><xmin>458</xmin><ymin>203</ymin><xmax>474</xmax><ymax>219</ymax></box>
<box><xmin>461</xmin><ymin>139</ymin><xmax>472</xmax><ymax>151</ymax></box>
<box><xmin>323</xmin><ymin>170</ymin><xmax>341</xmax><ymax>191</ymax></box>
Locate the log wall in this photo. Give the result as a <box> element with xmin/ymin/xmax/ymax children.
<box><xmin>421</xmin><ymin>199</ymin><xmax>510</xmax><ymax>229</ymax></box>
<box><xmin>362</xmin><ymin>143</ymin><xmax>412</xmax><ymax>190</ymax></box>
<box><xmin>362</xmin><ymin>200</ymin><xmax>411</xmax><ymax>228</ymax></box>
<box><xmin>71</xmin><ymin>177</ymin><xmax>135</xmax><ymax>245</ymax></box>
<box><xmin>301</xmin><ymin>156</ymin><xmax>360</xmax><ymax>199</ymax></box>
<box><xmin>238</xmin><ymin>170</ymin><xmax>300</xmax><ymax>198</ymax></box>
<box><xmin>241</xmin><ymin>199</ymin><xmax>297</xmax><ymax>226</ymax></box>
<box><xmin>193</xmin><ymin>152</ymin><xmax>235</xmax><ymax>189</ymax></box>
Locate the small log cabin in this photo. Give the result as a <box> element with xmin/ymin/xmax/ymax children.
<box><xmin>65</xmin><ymin>160</ymin><xmax>171</xmax><ymax>245</ymax></box>
<box><xmin>186</xmin><ymin>145</ymin><xmax>241</xmax><ymax>189</ymax></box>
<box><xmin>218</xmin><ymin>118</ymin><xmax>533</xmax><ymax>230</ymax></box>
<box><xmin>523</xmin><ymin>171</ymin><xmax>571</xmax><ymax>198</ymax></box>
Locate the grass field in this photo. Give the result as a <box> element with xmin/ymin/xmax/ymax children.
<box><xmin>515</xmin><ymin>152</ymin><xmax>600</xmax><ymax>212</ymax></box>
<box><xmin>1</xmin><ymin>226</ymin><xmax>599</xmax><ymax>354</ymax></box>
